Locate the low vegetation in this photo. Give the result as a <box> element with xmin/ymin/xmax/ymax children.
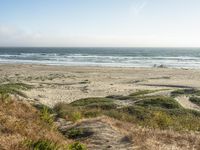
<box><xmin>25</xmin><ymin>140</ymin><xmax>87</xmax><ymax>150</ymax></box>
<box><xmin>0</xmin><ymin>98</ymin><xmax>87</xmax><ymax>150</ymax></box>
<box><xmin>70</xmin><ymin>97</ymin><xmax>117</xmax><ymax>109</ymax></box>
<box><xmin>0</xmin><ymin>83</ymin><xmax>33</xmax><ymax>98</ymax></box>
<box><xmin>40</xmin><ymin>106</ymin><xmax>55</xmax><ymax>126</ymax></box>
<box><xmin>65</xmin><ymin>128</ymin><xmax>93</xmax><ymax>139</ymax></box>
<box><xmin>129</xmin><ymin>89</ymin><xmax>160</xmax><ymax>97</ymax></box>
<box><xmin>54</xmin><ymin>93</ymin><xmax>200</xmax><ymax>131</ymax></box>
<box><xmin>171</xmin><ymin>88</ymin><xmax>200</xmax><ymax>97</ymax></box>
<box><xmin>68</xmin><ymin>142</ymin><xmax>87</xmax><ymax>150</ymax></box>
<box><xmin>1</xmin><ymin>82</ymin><xmax>200</xmax><ymax>149</ymax></box>
<box><xmin>135</xmin><ymin>96</ymin><xmax>182</xmax><ymax>109</ymax></box>
<box><xmin>0</xmin><ymin>99</ymin><xmax>68</xmax><ymax>149</ymax></box>
<box><xmin>189</xmin><ymin>96</ymin><xmax>200</xmax><ymax>107</ymax></box>
<box><xmin>25</xmin><ymin>139</ymin><xmax>62</xmax><ymax>150</ymax></box>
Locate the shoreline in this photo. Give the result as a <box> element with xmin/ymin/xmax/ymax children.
<box><xmin>0</xmin><ymin>62</ymin><xmax>197</xmax><ymax>70</ymax></box>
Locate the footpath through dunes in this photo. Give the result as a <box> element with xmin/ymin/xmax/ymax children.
<box><xmin>175</xmin><ymin>96</ymin><xmax>200</xmax><ymax>111</ymax></box>
<box><xmin>171</xmin><ymin>88</ymin><xmax>200</xmax><ymax>111</ymax></box>
<box><xmin>57</xmin><ymin>117</ymin><xmax>133</xmax><ymax>150</ymax></box>
<box><xmin>56</xmin><ymin>116</ymin><xmax>200</xmax><ymax>150</ymax></box>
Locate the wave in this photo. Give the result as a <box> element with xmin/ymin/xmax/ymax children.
<box><xmin>1</xmin><ymin>48</ymin><xmax>200</xmax><ymax>68</ymax></box>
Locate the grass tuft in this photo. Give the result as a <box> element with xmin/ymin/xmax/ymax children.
<box><xmin>0</xmin><ymin>83</ymin><xmax>33</xmax><ymax>98</ymax></box>
<box><xmin>40</xmin><ymin>106</ymin><xmax>55</xmax><ymax>126</ymax></box>
<box><xmin>68</xmin><ymin>142</ymin><xmax>87</xmax><ymax>150</ymax></box>
<box><xmin>135</xmin><ymin>96</ymin><xmax>182</xmax><ymax>109</ymax></box>
<box><xmin>24</xmin><ymin>139</ymin><xmax>61</xmax><ymax>150</ymax></box>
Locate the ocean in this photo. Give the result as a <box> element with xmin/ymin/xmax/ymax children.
<box><xmin>0</xmin><ymin>47</ymin><xmax>200</xmax><ymax>68</ymax></box>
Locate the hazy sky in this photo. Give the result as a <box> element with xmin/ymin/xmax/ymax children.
<box><xmin>0</xmin><ymin>0</ymin><xmax>200</xmax><ymax>47</ymax></box>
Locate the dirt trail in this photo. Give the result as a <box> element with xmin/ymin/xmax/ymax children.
<box><xmin>175</xmin><ymin>95</ymin><xmax>200</xmax><ymax>111</ymax></box>
<box><xmin>57</xmin><ymin>118</ymin><xmax>133</xmax><ymax>150</ymax></box>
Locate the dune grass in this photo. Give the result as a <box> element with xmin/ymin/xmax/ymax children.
<box><xmin>129</xmin><ymin>89</ymin><xmax>169</xmax><ymax>97</ymax></box>
<box><xmin>0</xmin><ymin>99</ymin><xmax>69</xmax><ymax>149</ymax></box>
<box><xmin>54</xmin><ymin>95</ymin><xmax>200</xmax><ymax>131</ymax></box>
<box><xmin>189</xmin><ymin>97</ymin><xmax>200</xmax><ymax>107</ymax></box>
<box><xmin>25</xmin><ymin>139</ymin><xmax>62</xmax><ymax>150</ymax></box>
<box><xmin>65</xmin><ymin>128</ymin><xmax>93</xmax><ymax>139</ymax></box>
<box><xmin>70</xmin><ymin>97</ymin><xmax>117</xmax><ymax>109</ymax></box>
<box><xmin>135</xmin><ymin>96</ymin><xmax>182</xmax><ymax>109</ymax></box>
<box><xmin>0</xmin><ymin>83</ymin><xmax>33</xmax><ymax>99</ymax></box>
<box><xmin>129</xmin><ymin>90</ymin><xmax>159</xmax><ymax>97</ymax></box>
<box><xmin>171</xmin><ymin>88</ymin><xmax>200</xmax><ymax>97</ymax></box>
<box><xmin>0</xmin><ymin>97</ymin><xmax>88</xmax><ymax>150</ymax></box>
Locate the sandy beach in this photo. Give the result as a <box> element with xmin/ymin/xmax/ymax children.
<box><xmin>1</xmin><ymin>64</ymin><xmax>200</xmax><ymax>107</ymax></box>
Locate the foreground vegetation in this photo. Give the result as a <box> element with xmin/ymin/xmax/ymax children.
<box><xmin>54</xmin><ymin>91</ymin><xmax>200</xmax><ymax>131</ymax></box>
<box><xmin>1</xmin><ymin>82</ymin><xmax>200</xmax><ymax>149</ymax></box>
<box><xmin>0</xmin><ymin>83</ymin><xmax>33</xmax><ymax>100</ymax></box>
<box><xmin>0</xmin><ymin>82</ymin><xmax>87</xmax><ymax>150</ymax></box>
<box><xmin>189</xmin><ymin>97</ymin><xmax>200</xmax><ymax>107</ymax></box>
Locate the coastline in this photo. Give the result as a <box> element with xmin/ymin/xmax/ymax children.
<box><xmin>0</xmin><ymin>63</ymin><xmax>200</xmax><ymax>107</ymax></box>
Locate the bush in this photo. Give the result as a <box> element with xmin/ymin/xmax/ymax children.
<box><xmin>25</xmin><ymin>139</ymin><xmax>61</xmax><ymax>150</ymax></box>
<box><xmin>66</xmin><ymin>128</ymin><xmax>93</xmax><ymax>139</ymax></box>
<box><xmin>106</xmin><ymin>95</ymin><xmax>136</xmax><ymax>101</ymax></box>
<box><xmin>189</xmin><ymin>97</ymin><xmax>200</xmax><ymax>106</ymax></box>
<box><xmin>70</xmin><ymin>111</ymin><xmax>82</xmax><ymax>122</ymax></box>
<box><xmin>40</xmin><ymin>106</ymin><xmax>54</xmax><ymax>126</ymax></box>
<box><xmin>149</xmin><ymin>111</ymin><xmax>173</xmax><ymax>129</ymax></box>
<box><xmin>129</xmin><ymin>90</ymin><xmax>160</xmax><ymax>97</ymax></box>
<box><xmin>0</xmin><ymin>83</ymin><xmax>33</xmax><ymax>98</ymax></box>
<box><xmin>70</xmin><ymin>98</ymin><xmax>110</xmax><ymax>106</ymax></box>
<box><xmin>171</xmin><ymin>88</ymin><xmax>200</xmax><ymax>97</ymax></box>
<box><xmin>135</xmin><ymin>96</ymin><xmax>182</xmax><ymax>109</ymax></box>
<box><xmin>68</xmin><ymin>142</ymin><xmax>87</xmax><ymax>150</ymax></box>
<box><xmin>54</xmin><ymin>95</ymin><xmax>200</xmax><ymax>131</ymax></box>
<box><xmin>0</xmin><ymin>92</ymin><xmax>10</xmax><ymax>102</ymax></box>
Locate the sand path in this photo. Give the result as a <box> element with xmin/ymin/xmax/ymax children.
<box><xmin>57</xmin><ymin>118</ymin><xmax>133</xmax><ymax>150</ymax></box>
<box><xmin>175</xmin><ymin>96</ymin><xmax>200</xmax><ymax>111</ymax></box>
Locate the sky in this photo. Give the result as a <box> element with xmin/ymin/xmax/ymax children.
<box><xmin>0</xmin><ymin>0</ymin><xmax>200</xmax><ymax>47</ymax></box>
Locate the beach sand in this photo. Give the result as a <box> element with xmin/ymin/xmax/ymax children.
<box><xmin>0</xmin><ymin>64</ymin><xmax>200</xmax><ymax>107</ymax></box>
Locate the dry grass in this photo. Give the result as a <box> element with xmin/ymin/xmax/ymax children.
<box><xmin>0</xmin><ymin>99</ymin><xmax>70</xmax><ymax>150</ymax></box>
<box><xmin>100</xmin><ymin>116</ymin><xmax>200</xmax><ymax>150</ymax></box>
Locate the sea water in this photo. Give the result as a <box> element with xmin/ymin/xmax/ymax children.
<box><xmin>0</xmin><ymin>47</ymin><xmax>200</xmax><ymax>68</ymax></box>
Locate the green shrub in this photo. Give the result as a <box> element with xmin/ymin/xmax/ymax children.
<box><xmin>34</xmin><ymin>104</ymin><xmax>54</xmax><ymax>113</ymax></box>
<box><xmin>129</xmin><ymin>90</ymin><xmax>160</xmax><ymax>97</ymax></box>
<box><xmin>82</xmin><ymin>109</ymin><xmax>101</xmax><ymax>118</ymax></box>
<box><xmin>70</xmin><ymin>98</ymin><xmax>117</xmax><ymax>110</ymax></box>
<box><xmin>135</xmin><ymin>96</ymin><xmax>182</xmax><ymax>109</ymax></box>
<box><xmin>106</xmin><ymin>95</ymin><xmax>135</xmax><ymax>101</ymax></box>
<box><xmin>71</xmin><ymin>98</ymin><xmax>114</xmax><ymax>106</ymax></box>
<box><xmin>54</xmin><ymin>95</ymin><xmax>200</xmax><ymax>131</ymax></box>
<box><xmin>0</xmin><ymin>92</ymin><xmax>10</xmax><ymax>102</ymax></box>
<box><xmin>189</xmin><ymin>97</ymin><xmax>200</xmax><ymax>106</ymax></box>
<box><xmin>148</xmin><ymin>111</ymin><xmax>173</xmax><ymax>129</ymax></box>
<box><xmin>0</xmin><ymin>83</ymin><xmax>33</xmax><ymax>98</ymax></box>
<box><xmin>40</xmin><ymin>106</ymin><xmax>54</xmax><ymax>125</ymax></box>
<box><xmin>120</xmin><ymin>106</ymin><xmax>152</xmax><ymax>121</ymax></box>
<box><xmin>25</xmin><ymin>139</ymin><xmax>61</xmax><ymax>150</ymax></box>
<box><xmin>118</xmin><ymin>106</ymin><xmax>200</xmax><ymax>130</ymax></box>
<box><xmin>66</xmin><ymin>128</ymin><xmax>93</xmax><ymax>139</ymax></box>
<box><xmin>54</xmin><ymin>103</ymin><xmax>83</xmax><ymax>122</ymax></box>
<box><xmin>70</xmin><ymin>111</ymin><xmax>82</xmax><ymax>122</ymax></box>
<box><xmin>68</xmin><ymin>142</ymin><xmax>87</xmax><ymax>150</ymax></box>
<box><xmin>171</xmin><ymin>88</ymin><xmax>200</xmax><ymax>97</ymax></box>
